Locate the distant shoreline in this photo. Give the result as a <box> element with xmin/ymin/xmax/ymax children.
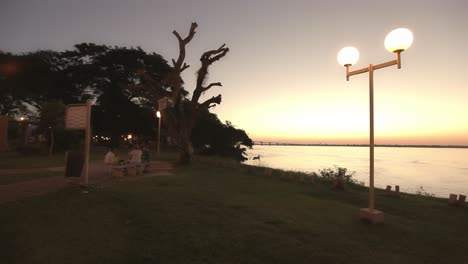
<box><xmin>252</xmin><ymin>143</ymin><xmax>468</xmax><ymax>149</ymax></box>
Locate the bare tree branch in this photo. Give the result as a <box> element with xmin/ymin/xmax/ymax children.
<box><xmin>192</xmin><ymin>82</ymin><xmax>222</xmax><ymax>103</ymax></box>
<box><xmin>169</xmin><ymin>22</ymin><xmax>198</xmax><ymax>103</ymax></box>
<box><xmin>203</xmin><ymin>82</ymin><xmax>222</xmax><ymax>91</ymax></box>
<box><xmin>180</xmin><ymin>63</ymin><xmax>190</xmax><ymax>72</ymax></box>
<box><xmin>172</xmin><ymin>22</ymin><xmax>198</xmax><ymax>70</ymax></box>
<box><xmin>191</xmin><ymin>44</ymin><xmax>229</xmax><ymax>103</ymax></box>
<box><xmin>172</xmin><ymin>31</ymin><xmax>183</xmax><ymax>42</ymax></box>
<box><xmin>200</xmin><ymin>94</ymin><xmax>222</xmax><ymax>109</ymax></box>
<box><xmin>208</xmin><ymin>48</ymin><xmax>229</xmax><ymax>64</ymax></box>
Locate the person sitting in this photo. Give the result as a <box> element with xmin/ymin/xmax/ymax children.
<box><xmin>104</xmin><ymin>147</ymin><xmax>116</xmax><ymax>165</ymax></box>
<box><xmin>128</xmin><ymin>144</ymin><xmax>142</xmax><ymax>164</ymax></box>
<box><xmin>141</xmin><ymin>143</ymin><xmax>151</xmax><ymax>172</ymax></box>
<box><xmin>141</xmin><ymin>143</ymin><xmax>151</xmax><ymax>163</ymax></box>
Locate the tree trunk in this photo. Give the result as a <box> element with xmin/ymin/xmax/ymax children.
<box><xmin>178</xmin><ymin>126</ymin><xmax>193</xmax><ymax>165</ymax></box>
<box><xmin>49</xmin><ymin>130</ymin><xmax>55</xmax><ymax>156</ymax></box>
<box><xmin>111</xmin><ymin>130</ymin><xmax>120</xmax><ymax>148</ymax></box>
<box><xmin>0</xmin><ymin>115</ymin><xmax>8</xmax><ymax>151</ymax></box>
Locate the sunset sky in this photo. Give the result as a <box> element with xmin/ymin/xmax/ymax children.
<box><xmin>1</xmin><ymin>0</ymin><xmax>467</xmax><ymax>145</ymax></box>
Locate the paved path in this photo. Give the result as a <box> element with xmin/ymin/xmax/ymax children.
<box><xmin>0</xmin><ymin>160</ymin><xmax>174</xmax><ymax>204</ymax></box>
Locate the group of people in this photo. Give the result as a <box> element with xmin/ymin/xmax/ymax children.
<box><xmin>104</xmin><ymin>144</ymin><xmax>151</xmax><ymax>166</ymax></box>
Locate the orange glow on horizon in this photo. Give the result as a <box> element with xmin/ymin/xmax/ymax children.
<box><xmin>217</xmin><ymin>82</ymin><xmax>468</xmax><ymax>146</ymax></box>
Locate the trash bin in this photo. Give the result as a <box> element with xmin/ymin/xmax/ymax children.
<box><xmin>65</xmin><ymin>150</ymin><xmax>84</xmax><ymax>177</ymax></box>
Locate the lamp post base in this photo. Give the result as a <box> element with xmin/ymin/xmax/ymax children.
<box><xmin>359</xmin><ymin>208</ymin><xmax>384</xmax><ymax>224</ymax></box>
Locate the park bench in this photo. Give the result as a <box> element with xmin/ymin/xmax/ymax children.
<box><xmin>448</xmin><ymin>194</ymin><xmax>466</xmax><ymax>206</ymax></box>
<box><xmin>111</xmin><ymin>163</ymin><xmax>144</xmax><ymax>177</ymax></box>
<box><xmin>110</xmin><ymin>160</ymin><xmax>160</xmax><ymax>177</ymax></box>
<box><xmin>385</xmin><ymin>185</ymin><xmax>400</xmax><ymax>197</ymax></box>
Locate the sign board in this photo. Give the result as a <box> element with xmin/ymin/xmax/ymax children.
<box><xmin>65</xmin><ymin>104</ymin><xmax>88</xmax><ymax>130</ymax></box>
<box><xmin>64</xmin><ymin>101</ymin><xmax>92</xmax><ymax>187</ymax></box>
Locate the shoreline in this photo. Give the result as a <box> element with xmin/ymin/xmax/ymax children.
<box><xmin>252</xmin><ymin>143</ymin><xmax>468</xmax><ymax>149</ymax></box>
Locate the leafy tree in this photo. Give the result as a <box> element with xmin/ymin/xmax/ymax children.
<box><xmin>192</xmin><ymin>109</ymin><xmax>253</xmax><ymax>161</ymax></box>
<box><xmin>0</xmin><ymin>51</ymin><xmax>55</xmax><ymax>115</ymax></box>
<box><xmin>0</xmin><ymin>51</ymin><xmax>58</xmax><ymax>151</ymax></box>
<box><xmin>63</xmin><ymin>43</ymin><xmax>171</xmax><ymax>146</ymax></box>
<box><xmin>33</xmin><ymin>50</ymin><xmax>87</xmax><ymax>105</ymax></box>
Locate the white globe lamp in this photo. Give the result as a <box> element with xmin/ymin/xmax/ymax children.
<box><xmin>337</xmin><ymin>46</ymin><xmax>359</xmax><ymax>66</ymax></box>
<box><xmin>384</xmin><ymin>28</ymin><xmax>413</xmax><ymax>53</ymax></box>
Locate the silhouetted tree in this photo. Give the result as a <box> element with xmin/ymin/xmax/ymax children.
<box><xmin>62</xmin><ymin>43</ymin><xmax>171</xmax><ymax>146</ymax></box>
<box><xmin>135</xmin><ymin>23</ymin><xmax>229</xmax><ymax>164</ymax></box>
<box><xmin>0</xmin><ymin>51</ymin><xmax>62</xmax><ymax>151</ymax></box>
<box><xmin>0</xmin><ymin>51</ymin><xmax>55</xmax><ymax>115</ymax></box>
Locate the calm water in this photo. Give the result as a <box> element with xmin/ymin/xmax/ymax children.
<box><xmin>244</xmin><ymin>145</ymin><xmax>468</xmax><ymax>197</ymax></box>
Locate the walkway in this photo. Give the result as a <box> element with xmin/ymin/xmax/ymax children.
<box><xmin>0</xmin><ymin>160</ymin><xmax>174</xmax><ymax>204</ymax></box>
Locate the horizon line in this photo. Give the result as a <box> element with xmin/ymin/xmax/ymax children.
<box><xmin>252</xmin><ymin>142</ymin><xmax>468</xmax><ymax>149</ymax></box>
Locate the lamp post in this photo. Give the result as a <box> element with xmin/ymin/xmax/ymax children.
<box><xmin>337</xmin><ymin>28</ymin><xmax>413</xmax><ymax>224</ymax></box>
<box><xmin>156</xmin><ymin>110</ymin><xmax>161</xmax><ymax>157</ymax></box>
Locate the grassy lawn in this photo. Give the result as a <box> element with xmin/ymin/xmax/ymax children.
<box><xmin>0</xmin><ymin>147</ymin><xmax>170</xmax><ymax>184</ymax></box>
<box><xmin>0</xmin><ymin>147</ymin><xmax>108</xmax><ymax>169</ymax></box>
<box><xmin>0</xmin><ymin>152</ymin><xmax>68</xmax><ymax>169</ymax></box>
<box><xmin>0</xmin><ymin>147</ymin><xmax>107</xmax><ymax>184</ymax></box>
<box><xmin>0</xmin><ymin>172</ymin><xmax>63</xmax><ymax>185</ymax></box>
<box><xmin>0</xmin><ymin>145</ymin><xmax>173</xmax><ymax>170</ymax></box>
<box><xmin>1</xmin><ymin>160</ymin><xmax>467</xmax><ymax>263</ymax></box>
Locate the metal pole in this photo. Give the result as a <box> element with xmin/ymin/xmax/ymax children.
<box><xmin>157</xmin><ymin>115</ymin><xmax>161</xmax><ymax>156</ymax></box>
<box><xmin>83</xmin><ymin>100</ymin><xmax>91</xmax><ymax>187</ymax></box>
<box><xmin>369</xmin><ymin>64</ymin><xmax>375</xmax><ymax>212</ymax></box>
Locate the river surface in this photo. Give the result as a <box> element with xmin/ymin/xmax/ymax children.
<box><xmin>244</xmin><ymin>145</ymin><xmax>468</xmax><ymax>197</ymax></box>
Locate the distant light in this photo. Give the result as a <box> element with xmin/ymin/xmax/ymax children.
<box><xmin>156</xmin><ymin>111</ymin><xmax>161</xmax><ymax>118</ymax></box>
<box><xmin>127</xmin><ymin>134</ymin><xmax>132</xmax><ymax>139</ymax></box>
<box><xmin>337</xmin><ymin>47</ymin><xmax>359</xmax><ymax>66</ymax></box>
<box><xmin>384</xmin><ymin>28</ymin><xmax>413</xmax><ymax>53</ymax></box>
<box><xmin>19</xmin><ymin>117</ymin><xmax>25</xmax><ymax>121</ymax></box>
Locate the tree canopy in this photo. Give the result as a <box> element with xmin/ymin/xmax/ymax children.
<box><xmin>0</xmin><ymin>31</ymin><xmax>253</xmax><ymax>162</ymax></box>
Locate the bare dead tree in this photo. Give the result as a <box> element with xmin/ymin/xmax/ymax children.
<box><xmin>136</xmin><ymin>23</ymin><xmax>229</xmax><ymax>164</ymax></box>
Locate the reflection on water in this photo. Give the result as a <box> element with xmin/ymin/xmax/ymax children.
<box><xmin>244</xmin><ymin>146</ymin><xmax>468</xmax><ymax>197</ymax></box>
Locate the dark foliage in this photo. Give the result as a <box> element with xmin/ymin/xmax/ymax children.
<box><xmin>65</xmin><ymin>43</ymin><xmax>171</xmax><ymax>146</ymax></box>
<box><xmin>192</xmin><ymin>109</ymin><xmax>253</xmax><ymax>161</ymax></box>
<box><xmin>2</xmin><ymin>41</ymin><xmax>252</xmax><ymax>159</ymax></box>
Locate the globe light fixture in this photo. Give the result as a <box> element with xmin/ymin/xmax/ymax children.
<box><xmin>337</xmin><ymin>46</ymin><xmax>359</xmax><ymax>66</ymax></box>
<box><xmin>338</xmin><ymin>28</ymin><xmax>414</xmax><ymax>224</ymax></box>
<box><xmin>156</xmin><ymin>111</ymin><xmax>161</xmax><ymax>118</ymax></box>
<box><xmin>384</xmin><ymin>28</ymin><xmax>413</xmax><ymax>53</ymax></box>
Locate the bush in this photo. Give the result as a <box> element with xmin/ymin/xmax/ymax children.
<box><xmin>318</xmin><ymin>166</ymin><xmax>357</xmax><ymax>184</ymax></box>
<box><xmin>415</xmin><ymin>186</ymin><xmax>435</xmax><ymax>197</ymax></box>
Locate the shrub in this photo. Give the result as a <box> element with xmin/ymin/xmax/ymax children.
<box><xmin>318</xmin><ymin>166</ymin><xmax>357</xmax><ymax>184</ymax></box>
<box><xmin>415</xmin><ymin>186</ymin><xmax>435</xmax><ymax>197</ymax></box>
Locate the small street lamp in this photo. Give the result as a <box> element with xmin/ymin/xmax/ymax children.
<box><xmin>337</xmin><ymin>28</ymin><xmax>413</xmax><ymax>224</ymax></box>
<box><xmin>156</xmin><ymin>110</ymin><xmax>161</xmax><ymax>157</ymax></box>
